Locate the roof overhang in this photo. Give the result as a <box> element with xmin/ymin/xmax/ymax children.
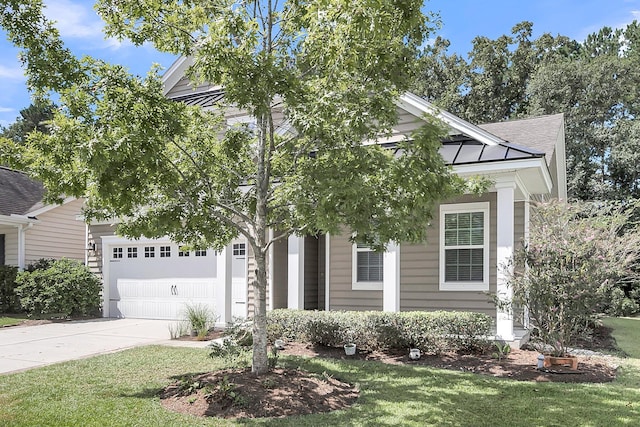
<box><xmin>0</xmin><ymin>214</ymin><xmax>39</xmax><ymax>226</ymax></box>
<box><xmin>453</xmin><ymin>157</ymin><xmax>554</xmax><ymax>197</ymax></box>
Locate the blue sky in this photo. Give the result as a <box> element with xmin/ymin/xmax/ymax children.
<box><xmin>0</xmin><ymin>0</ymin><xmax>639</xmax><ymax>128</ymax></box>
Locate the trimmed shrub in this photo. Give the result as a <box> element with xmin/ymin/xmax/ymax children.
<box><xmin>266</xmin><ymin>309</ymin><xmax>491</xmax><ymax>354</ymax></box>
<box><xmin>0</xmin><ymin>265</ymin><xmax>20</xmax><ymax>313</ymax></box>
<box><xmin>16</xmin><ymin>258</ymin><xmax>102</xmax><ymax>317</ymax></box>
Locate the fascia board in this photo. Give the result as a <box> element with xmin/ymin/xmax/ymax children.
<box><xmin>397</xmin><ymin>93</ymin><xmax>504</xmax><ymax>146</ymax></box>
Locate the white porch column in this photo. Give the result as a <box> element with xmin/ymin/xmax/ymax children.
<box><xmin>383</xmin><ymin>242</ymin><xmax>400</xmax><ymax>312</ymax></box>
<box><xmin>287</xmin><ymin>235</ymin><xmax>305</xmax><ymax>309</ymax></box>
<box><xmin>496</xmin><ymin>181</ymin><xmax>516</xmax><ymax>340</ymax></box>
<box><xmin>215</xmin><ymin>245</ymin><xmax>233</xmax><ymax>327</ymax></box>
<box><xmin>17</xmin><ymin>224</ymin><xmax>26</xmax><ymax>270</ymax></box>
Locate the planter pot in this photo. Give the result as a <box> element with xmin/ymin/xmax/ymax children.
<box><xmin>409</xmin><ymin>348</ymin><xmax>421</xmax><ymax>360</ymax></box>
<box><xmin>544</xmin><ymin>355</ymin><xmax>578</xmax><ymax>370</ymax></box>
<box><xmin>274</xmin><ymin>339</ymin><xmax>286</xmax><ymax>350</ymax></box>
<box><xmin>344</xmin><ymin>344</ymin><xmax>356</xmax><ymax>356</ymax></box>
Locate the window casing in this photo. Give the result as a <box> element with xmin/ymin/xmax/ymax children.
<box><xmin>352</xmin><ymin>243</ymin><xmax>383</xmax><ymax>290</ymax></box>
<box><xmin>178</xmin><ymin>250</ymin><xmax>190</xmax><ymax>257</ymax></box>
<box><xmin>113</xmin><ymin>247</ymin><xmax>123</xmax><ymax>259</ymax></box>
<box><xmin>160</xmin><ymin>246</ymin><xmax>171</xmax><ymax>258</ymax></box>
<box><xmin>439</xmin><ymin>202</ymin><xmax>490</xmax><ymax>291</ymax></box>
<box><xmin>127</xmin><ymin>247</ymin><xmax>137</xmax><ymax>259</ymax></box>
<box><xmin>195</xmin><ymin>250</ymin><xmax>207</xmax><ymax>257</ymax></box>
<box><xmin>233</xmin><ymin>243</ymin><xmax>246</xmax><ymax>256</ymax></box>
<box><xmin>144</xmin><ymin>247</ymin><xmax>155</xmax><ymax>258</ymax></box>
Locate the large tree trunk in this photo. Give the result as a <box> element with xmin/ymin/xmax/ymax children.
<box><xmin>251</xmin><ymin>111</ymin><xmax>270</xmax><ymax>376</ymax></box>
<box><xmin>251</xmin><ymin>245</ymin><xmax>269</xmax><ymax>375</ymax></box>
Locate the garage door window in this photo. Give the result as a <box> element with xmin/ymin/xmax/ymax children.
<box><xmin>113</xmin><ymin>247</ymin><xmax>123</xmax><ymax>259</ymax></box>
<box><xmin>195</xmin><ymin>250</ymin><xmax>207</xmax><ymax>257</ymax></box>
<box><xmin>145</xmin><ymin>247</ymin><xmax>155</xmax><ymax>258</ymax></box>
<box><xmin>127</xmin><ymin>247</ymin><xmax>137</xmax><ymax>258</ymax></box>
<box><xmin>233</xmin><ymin>243</ymin><xmax>246</xmax><ymax>256</ymax></box>
<box><xmin>178</xmin><ymin>250</ymin><xmax>190</xmax><ymax>257</ymax></box>
<box><xmin>160</xmin><ymin>246</ymin><xmax>171</xmax><ymax>258</ymax></box>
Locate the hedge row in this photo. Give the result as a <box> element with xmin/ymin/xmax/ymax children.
<box><xmin>267</xmin><ymin>309</ymin><xmax>492</xmax><ymax>354</ymax></box>
<box><xmin>0</xmin><ymin>265</ymin><xmax>20</xmax><ymax>313</ymax></box>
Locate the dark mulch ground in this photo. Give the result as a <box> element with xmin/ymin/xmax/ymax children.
<box><xmin>160</xmin><ymin>367</ymin><xmax>358</xmax><ymax>419</ymax></box>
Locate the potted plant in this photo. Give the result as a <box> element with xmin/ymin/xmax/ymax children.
<box><xmin>343</xmin><ymin>329</ymin><xmax>356</xmax><ymax>355</ymax></box>
<box><xmin>409</xmin><ymin>348</ymin><xmax>421</xmax><ymax>360</ymax></box>
<box><xmin>343</xmin><ymin>343</ymin><xmax>357</xmax><ymax>356</ymax></box>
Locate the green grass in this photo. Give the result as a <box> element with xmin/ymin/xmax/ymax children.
<box><xmin>2</xmin><ymin>319</ymin><xmax>640</xmax><ymax>426</ymax></box>
<box><xmin>0</xmin><ymin>316</ymin><xmax>25</xmax><ymax>327</ymax></box>
<box><xmin>603</xmin><ymin>316</ymin><xmax>640</xmax><ymax>358</ymax></box>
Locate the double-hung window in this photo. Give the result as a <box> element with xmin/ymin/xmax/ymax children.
<box><xmin>352</xmin><ymin>243</ymin><xmax>383</xmax><ymax>290</ymax></box>
<box><xmin>439</xmin><ymin>202</ymin><xmax>489</xmax><ymax>291</ymax></box>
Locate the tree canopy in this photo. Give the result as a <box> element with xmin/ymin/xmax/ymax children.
<box><xmin>0</xmin><ymin>0</ymin><xmax>470</xmax><ymax>374</ymax></box>
<box><xmin>414</xmin><ymin>20</ymin><xmax>640</xmax><ymax>201</ymax></box>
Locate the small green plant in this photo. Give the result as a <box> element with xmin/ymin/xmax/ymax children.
<box><xmin>267</xmin><ymin>346</ymin><xmax>279</xmax><ymax>370</ymax></box>
<box><xmin>182</xmin><ymin>303</ymin><xmax>217</xmax><ymax>339</ymax></box>
<box><xmin>206</xmin><ymin>376</ymin><xmax>246</xmax><ymax>407</ymax></box>
<box><xmin>491</xmin><ymin>341</ymin><xmax>511</xmax><ymax>361</ymax></box>
<box><xmin>175</xmin><ymin>375</ymin><xmax>203</xmax><ymax>396</ymax></box>
<box><xmin>261</xmin><ymin>377</ymin><xmax>277</xmax><ymax>389</ymax></box>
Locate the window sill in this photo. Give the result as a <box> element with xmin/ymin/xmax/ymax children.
<box><xmin>439</xmin><ymin>282</ymin><xmax>488</xmax><ymax>292</ymax></box>
<box><xmin>352</xmin><ymin>282</ymin><xmax>383</xmax><ymax>291</ymax></box>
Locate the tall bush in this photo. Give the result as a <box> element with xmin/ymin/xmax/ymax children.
<box><xmin>0</xmin><ymin>265</ymin><xmax>20</xmax><ymax>313</ymax></box>
<box><xmin>16</xmin><ymin>258</ymin><xmax>102</xmax><ymax>317</ymax></box>
<box><xmin>502</xmin><ymin>200</ymin><xmax>640</xmax><ymax>356</ymax></box>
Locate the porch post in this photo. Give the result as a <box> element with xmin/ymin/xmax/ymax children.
<box><xmin>383</xmin><ymin>242</ymin><xmax>400</xmax><ymax>312</ymax></box>
<box><xmin>215</xmin><ymin>245</ymin><xmax>233</xmax><ymax>327</ymax></box>
<box><xmin>496</xmin><ymin>181</ymin><xmax>516</xmax><ymax>340</ymax></box>
<box><xmin>17</xmin><ymin>224</ymin><xmax>25</xmax><ymax>270</ymax></box>
<box><xmin>287</xmin><ymin>235</ymin><xmax>305</xmax><ymax>310</ymax></box>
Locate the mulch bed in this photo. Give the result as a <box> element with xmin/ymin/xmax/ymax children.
<box><xmin>277</xmin><ymin>342</ymin><xmax>617</xmax><ymax>383</ymax></box>
<box><xmin>160</xmin><ymin>367</ymin><xmax>359</xmax><ymax>419</ymax></box>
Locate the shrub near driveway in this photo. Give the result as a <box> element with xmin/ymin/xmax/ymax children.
<box><xmin>267</xmin><ymin>309</ymin><xmax>491</xmax><ymax>354</ymax></box>
<box><xmin>16</xmin><ymin>259</ymin><xmax>102</xmax><ymax>317</ymax></box>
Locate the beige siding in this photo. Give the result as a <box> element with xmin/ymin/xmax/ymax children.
<box><xmin>399</xmin><ymin>193</ymin><xmax>497</xmax><ymax>318</ymax></box>
<box><xmin>304</xmin><ymin>236</ymin><xmax>319</xmax><ymax>310</ymax></box>
<box><xmin>0</xmin><ymin>226</ymin><xmax>18</xmax><ymax>266</ymax></box>
<box><xmin>329</xmin><ymin>232</ymin><xmax>383</xmax><ymax>311</ymax></box>
<box><xmin>24</xmin><ymin>199</ymin><xmax>85</xmax><ymax>265</ymax></box>
<box><xmin>549</xmin><ymin>151</ymin><xmax>559</xmax><ymax>199</ymax></box>
<box><xmin>87</xmin><ymin>223</ymin><xmax>117</xmax><ymax>278</ymax></box>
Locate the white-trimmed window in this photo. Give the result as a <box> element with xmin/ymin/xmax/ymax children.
<box><xmin>160</xmin><ymin>246</ymin><xmax>171</xmax><ymax>258</ymax></box>
<box><xmin>144</xmin><ymin>247</ymin><xmax>155</xmax><ymax>258</ymax></box>
<box><xmin>352</xmin><ymin>243</ymin><xmax>383</xmax><ymax>290</ymax></box>
<box><xmin>113</xmin><ymin>247</ymin><xmax>123</xmax><ymax>259</ymax></box>
<box><xmin>195</xmin><ymin>249</ymin><xmax>207</xmax><ymax>257</ymax></box>
<box><xmin>127</xmin><ymin>247</ymin><xmax>137</xmax><ymax>259</ymax></box>
<box><xmin>440</xmin><ymin>202</ymin><xmax>489</xmax><ymax>291</ymax></box>
<box><xmin>178</xmin><ymin>250</ymin><xmax>190</xmax><ymax>257</ymax></box>
<box><xmin>233</xmin><ymin>243</ymin><xmax>246</xmax><ymax>256</ymax></box>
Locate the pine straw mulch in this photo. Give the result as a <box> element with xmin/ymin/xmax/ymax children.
<box><xmin>160</xmin><ymin>325</ymin><xmax>620</xmax><ymax>420</ymax></box>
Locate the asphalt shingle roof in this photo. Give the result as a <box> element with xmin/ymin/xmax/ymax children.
<box><xmin>0</xmin><ymin>167</ymin><xmax>44</xmax><ymax>216</ymax></box>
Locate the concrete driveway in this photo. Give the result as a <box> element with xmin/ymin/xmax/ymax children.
<box><xmin>0</xmin><ymin>318</ymin><xmax>208</xmax><ymax>375</ymax></box>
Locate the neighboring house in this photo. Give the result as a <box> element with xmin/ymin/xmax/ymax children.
<box><xmin>88</xmin><ymin>57</ymin><xmax>567</xmax><ymax>346</ymax></box>
<box><xmin>0</xmin><ymin>166</ymin><xmax>86</xmax><ymax>269</ymax></box>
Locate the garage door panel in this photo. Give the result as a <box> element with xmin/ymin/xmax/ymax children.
<box><xmin>106</xmin><ymin>240</ymin><xmax>246</xmax><ymax>321</ymax></box>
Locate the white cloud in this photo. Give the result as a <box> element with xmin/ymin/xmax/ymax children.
<box><xmin>44</xmin><ymin>0</ymin><xmax>104</xmax><ymax>39</ymax></box>
<box><xmin>0</xmin><ymin>65</ymin><xmax>25</xmax><ymax>80</ymax></box>
<box><xmin>0</xmin><ymin>107</ymin><xmax>15</xmax><ymax>113</ymax></box>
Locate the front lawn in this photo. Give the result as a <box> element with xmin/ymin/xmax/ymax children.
<box><xmin>0</xmin><ymin>316</ymin><xmax>25</xmax><ymax>327</ymax></box>
<box><xmin>1</xmin><ymin>338</ymin><xmax>639</xmax><ymax>427</ymax></box>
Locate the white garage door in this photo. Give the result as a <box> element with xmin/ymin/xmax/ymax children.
<box><xmin>104</xmin><ymin>239</ymin><xmax>246</xmax><ymax>321</ymax></box>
